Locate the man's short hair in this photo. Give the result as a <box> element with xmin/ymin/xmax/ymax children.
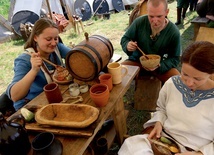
<box><xmin>147</xmin><ymin>0</ymin><xmax>168</xmax><ymax>10</ymax></box>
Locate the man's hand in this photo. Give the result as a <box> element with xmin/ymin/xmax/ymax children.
<box><xmin>127</xmin><ymin>41</ymin><xmax>137</xmax><ymax>52</ymax></box>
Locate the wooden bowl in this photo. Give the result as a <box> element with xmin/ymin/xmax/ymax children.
<box><xmin>35</xmin><ymin>104</ymin><xmax>99</xmax><ymax>128</ymax></box>
<box><xmin>140</xmin><ymin>54</ymin><xmax>161</xmax><ymax>69</ymax></box>
<box><xmin>52</xmin><ymin>69</ymin><xmax>73</xmax><ymax>85</ymax></box>
<box><xmin>151</xmin><ymin>137</ymin><xmax>180</xmax><ymax>155</ymax></box>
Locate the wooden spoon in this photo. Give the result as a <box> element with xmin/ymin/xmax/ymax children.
<box><xmin>41</xmin><ymin>57</ymin><xmax>64</xmax><ymax>70</ymax></box>
<box><xmin>136</xmin><ymin>46</ymin><xmax>149</xmax><ymax>59</ymax></box>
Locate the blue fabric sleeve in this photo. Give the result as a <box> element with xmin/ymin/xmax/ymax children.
<box><xmin>57</xmin><ymin>42</ymin><xmax>72</xmax><ymax>58</ymax></box>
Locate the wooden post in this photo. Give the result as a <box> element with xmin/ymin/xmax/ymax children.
<box><xmin>46</xmin><ymin>0</ymin><xmax>53</xmax><ymax>20</ymax></box>
<box><xmin>111</xmin><ymin>97</ymin><xmax>127</xmax><ymax>145</ymax></box>
<box><xmin>62</xmin><ymin>0</ymin><xmax>76</xmax><ymax>33</ymax></box>
<box><xmin>0</xmin><ymin>15</ymin><xmax>14</xmax><ymax>31</ymax></box>
<box><xmin>8</xmin><ymin>0</ymin><xmax>16</xmax><ymax>22</ymax></box>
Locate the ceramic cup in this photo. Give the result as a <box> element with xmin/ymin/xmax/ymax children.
<box><xmin>107</xmin><ymin>62</ymin><xmax>128</xmax><ymax>84</ymax></box>
<box><xmin>43</xmin><ymin>82</ymin><xmax>63</xmax><ymax>103</ymax></box>
<box><xmin>99</xmin><ymin>73</ymin><xmax>113</xmax><ymax>91</ymax></box>
<box><xmin>32</xmin><ymin>132</ymin><xmax>63</xmax><ymax>155</ymax></box>
<box><xmin>79</xmin><ymin>84</ymin><xmax>89</xmax><ymax>93</ymax></box>
<box><xmin>96</xmin><ymin>137</ymin><xmax>108</xmax><ymax>155</ymax></box>
<box><xmin>69</xmin><ymin>83</ymin><xmax>80</xmax><ymax>97</ymax></box>
<box><xmin>89</xmin><ymin>84</ymin><xmax>109</xmax><ymax>107</ymax></box>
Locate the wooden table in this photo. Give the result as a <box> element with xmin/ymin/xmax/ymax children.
<box><xmin>8</xmin><ymin>65</ymin><xmax>140</xmax><ymax>155</ymax></box>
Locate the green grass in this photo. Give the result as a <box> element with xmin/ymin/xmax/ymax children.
<box><xmin>0</xmin><ymin>2</ymin><xmax>199</xmax><ymax>153</ymax></box>
<box><xmin>0</xmin><ymin>10</ymin><xmax>130</xmax><ymax>93</ymax></box>
<box><xmin>0</xmin><ymin>1</ymin><xmax>197</xmax><ymax>95</ymax></box>
<box><xmin>0</xmin><ymin>0</ymin><xmax>10</xmax><ymax>19</ymax></box>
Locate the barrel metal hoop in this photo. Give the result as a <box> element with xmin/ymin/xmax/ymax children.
<box><xmin>90</xmin><ymin>35</ymin><xmax>114</xmax><ymax>58</ymax></box>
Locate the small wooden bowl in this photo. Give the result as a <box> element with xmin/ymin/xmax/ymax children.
<box><xmin>140</xmin><ymin>54</ymin><xmax>161</xmax><ymax>69</ymax></box>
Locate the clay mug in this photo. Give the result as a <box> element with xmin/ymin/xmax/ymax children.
<box><xmin>99</xmin><ymin>73</ymin><xmax>113</xmax><ymax>91</ymax></box>
<box><xmin>90</xmin><ymin>84</ymin><xmax>109</xmax><ymax>107</ymax></box>
<box><xmin>69</xmin><ymin>83</ymin><xmax>80</xmax><ymax>97</ymax></box>
<box><xmin>107</xmin><ymin>62</ymin><xmax>128</xmax><ymax>84</ymax></box>
<box><xmin>0</xmin><ymin>113</ymin><xmax>31</xmax><ymax>155</ymax></box>
<box><xmin>96</xmin><ymin>137</ymin><xmax>108</xmax><ymax>155</ymax></box>
<box><xmin>43</xmin><ymin>82</ymin><xmax>63</xmax><ymax>103</ymax></box>
<box><xmin>32</xmin><ymin>132</ymin><xmax>63</xmax><ymax>155</ymax></box>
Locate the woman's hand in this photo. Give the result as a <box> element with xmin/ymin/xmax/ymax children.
<box><xmin>10</xmin><ymin>52</ymin><xmax>43</xmax><ymax>102</ymax></box>
<box><xmin>30</xmin><ymin>52</ymin><xmax>42</xmax><ymax>72</ymax></box>
<box><xmin>175</xmin><ymin>151</ymin><xmax>203</xmax><ymax>155</ymax></box>
<box><xmin>148</xmin><ymin>121</ymin><xmax>163</xmax><ymax>140</ymax></box>
<box><xmin>127</xmin><ymin>41</ymin><xmax>137</xmax><ymax>52</ymax></box>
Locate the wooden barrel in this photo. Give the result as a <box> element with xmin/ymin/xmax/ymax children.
<box><xmin>66</xmin><ymin>33</ymin><xmax>114</xmax><ymax>81</ymax></box>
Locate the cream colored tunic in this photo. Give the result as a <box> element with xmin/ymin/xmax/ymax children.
<box><xmin>119</xmin><ymin>76</ymin><xmax>214</xmax><ymax>155</ymax></box>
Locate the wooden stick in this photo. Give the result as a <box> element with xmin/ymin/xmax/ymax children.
<box><xmin>41</xmin><ymin>57</ymin><xmax>58</xmax><ymax>68</ymax></box>
<box><xmin>46</xmin><ymin>0</ymin><xmax>53</xmax><ymax>20</ymax></box>
<box><xmin>136</xmin><ymin>46</ymin><xmax>149</xmax><ymax>59</ymax></box>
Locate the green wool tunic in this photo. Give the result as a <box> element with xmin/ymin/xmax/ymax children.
<box><xmin>121</xmin><ymin>15</ymin><xmax>181</xmax><ymax>74</ymax></box>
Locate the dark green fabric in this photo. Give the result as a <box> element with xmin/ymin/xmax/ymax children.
<box><xmin>120</xmin><ymin>15</ymin><xmax>181</xmax><ymax>74</ymax></box>
<box><xmin>208</xmin><ymin>20</ymin><xmax>214</xmax><ymax>27</ymax></box>
<box><xmin>177</xmin><ymin>0</ymin><xmax>190</xmax><ymax>9</ymax></box>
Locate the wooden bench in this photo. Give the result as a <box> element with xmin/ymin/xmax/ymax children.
<box><xmin>191</xmin><ymin>16</ymin><xmax>210</xmax><ymax>40</ymax></box>
<box><xmin>134</xmin><ymin>76</ymin><xmax>162</xmax><ymax>111</ymax></box>
<box><xmin>195</xmin><ymin>26</ymin><xmax>214</xmax><ymax>43</ymax></box>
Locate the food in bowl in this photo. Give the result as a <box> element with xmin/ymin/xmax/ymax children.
<box><xmin>54</xmin><ymin>67</ymin><xmax>72</xmax><ymax>81</ymax></box>
<box><xmin>152</xmin><ymin>144</ymin><xmax>172</xmax><ymax>155</ymax></box>
<box><xmin>140</xmin><ymin>54</ymin><xmax>161</xmax><ymax>69</ymax></box>
<box><xmin>151</xmin><ymin>136</ymin><xmax>180</xmax><ymax>155</ymax></box>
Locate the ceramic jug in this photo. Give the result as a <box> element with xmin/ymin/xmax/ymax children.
<box><xmin>0</xmin><ymin>112</ymin><xmax>31</xmax><ymax>155</ymax></box>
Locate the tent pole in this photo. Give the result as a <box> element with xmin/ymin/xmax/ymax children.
<box><xmin>46</xmin><ymin>0</ymin><xmax>53</xmax><ymax>19</ymax></box>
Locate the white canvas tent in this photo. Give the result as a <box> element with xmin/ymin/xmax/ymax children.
<box><xmin>122</xmin><ymin>0</ymin><xmax>138</xmax><ymax>5</ymax></box>
<box><xmin>9</xmin><ymin>0</ymin><xmax>75</xmax><ymax>35</ymax></box>
<box><xmin>9</xmin><ymin>0</ymin><xmax>73</xmax><ymax>20</ymax></box>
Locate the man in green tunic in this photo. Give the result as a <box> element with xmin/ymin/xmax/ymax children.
<box><xmin>121</xmin><ymin>0</ymin><xmax>181</xmax><ymax>82</ymax></box>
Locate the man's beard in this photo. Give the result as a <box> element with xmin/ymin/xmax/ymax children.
<box><xmin>150</xmin><ymin>26</ymin><xmax>161</xmax><ymax>40</ymax></box>
<box><xmin>150</xmin><ymin>19</ymin><xmax>167</xmax><ymax>40</ymax></box>
<box><xmin>151</xmin><ymin>25</ymin><xmax>161</xmax><ymax>36</ymax></box>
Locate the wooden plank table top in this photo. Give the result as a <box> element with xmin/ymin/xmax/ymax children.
<box><xmin>195</xmin><ymin>26</ymin><xmax>214</xmax><ymax>44</ymax></box>
<box><xmin>8</xmin><ymin>65</ymin><xmax>140</xmax><ymax>155</ymax></box>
